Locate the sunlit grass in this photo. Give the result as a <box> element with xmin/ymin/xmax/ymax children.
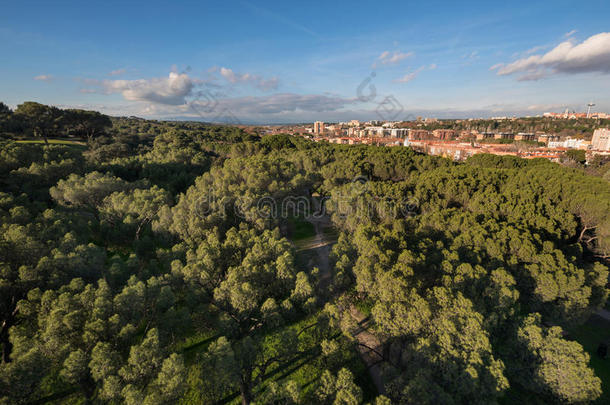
<box><xmin>16</xmin><ymin>138</ymin><xmax>88</xmax><ymax>150</ymax></box>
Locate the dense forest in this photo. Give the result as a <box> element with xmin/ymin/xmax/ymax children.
<box><xmin>1</xmin><ymin>102</ymin><xmax>610</xmax><ymax>404</ymax></box>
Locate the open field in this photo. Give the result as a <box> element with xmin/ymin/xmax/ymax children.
<box><xmin>15</xmin><ymin>138</ymin><xmax>88</xmax><ymax>150</ymax></box>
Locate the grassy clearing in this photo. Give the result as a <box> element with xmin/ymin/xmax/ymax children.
<box><xmin>287</xmin><ymin>216</ymin><xmax>316</xmax><ymax>241</ymax></box>
<box><xmin>16</xmin><ymin>138</ymin><xmax>88</xmax><ymax>150</ymax></box>
<box><xmin>249</xmin><ymin>314</ymin><xmax>378</xmax><ymax>404</ymax></box>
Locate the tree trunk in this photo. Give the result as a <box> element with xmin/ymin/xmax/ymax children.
<box><xmin>240</xmin><ymin>381</ymin><xmax>252</xmax><ymax>405</ymax></box>
<box><xmin>1</xmin><ymin>319</ymin><xmax>13</xmax><ymax>363</ymax></box>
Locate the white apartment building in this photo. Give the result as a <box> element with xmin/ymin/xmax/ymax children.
<box><xmin>548</xmin><ymin>138</ymin><xmax>587</xmax><ymax>149</ymax></box>
<box><xmin>592</xmin><ymin>128</ymin><xmax>610</xmax><ymax>151</ymax></box>
<box><xmin>390</xmin><ymin>128</ymin><xmax>409</xmax><ymax>137</ymax></box>
<box><xmin>365</xmin><ymin>126</ymin><xmax>387</xmax><ymax>136</ymax></box>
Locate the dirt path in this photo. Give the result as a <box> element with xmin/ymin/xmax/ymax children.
<box><xmin>301</xmin><ymin>217</ymin><xmax>387</xmax><ymax>396</ymax></box>
<box><xmin>349</xmin><ymin>307</ymin><xmax>387</xmax><ymax>395</ymax></box>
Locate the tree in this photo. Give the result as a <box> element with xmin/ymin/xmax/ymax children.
<box><xmin>564</xmin><ymin>149</ymin><xmax>586</xmax><ymax>165</ymax></box>
<box><xmin>159</xmin><ymin>155</ymin><xmax>312</xmax><ymax>243</ymax></box>
<box><xmin>173</xmin><ymin>226</ymin><xmax>313</xmax><ymax>404</ymax></box>
<box><xmin>50</xmin><ymin>171</ymin><xmax>131</xmax><ymax>210</ymax></box>
<box><xmin>374</xmin><ymin>288</ymin><xmax>509</xmax><ymax>404</ymax></box>
<box><xmin>0</xmin><ymin>102</ymin><xmax>12</xmax><ymax>133</ymax></box>
<box><xmin>506</xmin><ymin>314</ymin><xmax>601</xmax><ymax>403</ymax></box>
<box><xmin>63</xmin><ymin>109</ymin><xmax>112</xmax><ymax>143</ymax></box>
<box><xmin>100</xmin><ymin>185</ymin><xmax>171</xmax><ymax>240</ymax></box>
<box><xmin>14</xmin><ymin>102</ymin><xmax>62</xmax><ymax>144</ymax></box>
<box><xmin>316</xmin><ymin>368</ymin><xmax>362</xmax><ymax>405</ymax></box>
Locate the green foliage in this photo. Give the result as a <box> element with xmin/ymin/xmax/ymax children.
<box><xmin>565</xmin><ymin>149</ymin><xmax>586</xmax><ymax>165</ymax></box>
<box><xmin>62</xmin><ymin>109</ymin><xmax>112</xmax><ymax>142</ymax></box>
<box><xmin>14</xmin><ymin>102</ymin><xmax>62</xmax><ymax>143</ymax></box>
<box><xmin>505</xmin><ymin>313</ymin><xmax>602</xmax><ymax>403</ymax></box>
<box><xmin>316</xmin><ymin>368</ymin><xmax>363</xmax><ymax>405</ymax></box>
<box><xmin>51</xmin><ymin>171</ymin><xmax>131</xmax><ymax>209</ymax></box>
<box><xmin>1</xmin><ymin>108</ymin><xmax>608</xmax><ymax>404</ymax></box>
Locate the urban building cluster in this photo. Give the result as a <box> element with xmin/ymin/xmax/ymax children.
<box><xmin>305</xmin><ymin>120</ymin><xmax>610</xmax><ymax>163</ymax></box>
<box><xmin>543</xmin><ymin>110</ymin><xmax>610</xmax><ymax>119</ymax></box>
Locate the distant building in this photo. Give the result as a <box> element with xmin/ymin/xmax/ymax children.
<box><xmin>476</xmin><ymin>132</ymin><xmax>495</xmax><ymax>140</ymax></box>
<box><xmin>365</xmin><ymin>126</ymin><xmax>388</xmax><ymax>137</ymax></box>
<box><xmin>592</xmin><ymin>128</ymin><xmax>610</xmax><ymax>151</ymax></box>
<box><xmin>458</xmin><ymin>130</ymin><xmax>475</xmax><ymax>140</ymax></box>
<box><xmin>543</xmin><ymin>111</ymin><xmax>610</xmax><ymax>119</ymax></box>
<box><xmin>494</xmin><ymin>132</ymin><xmax>514</xmax><ymax>140</ymax></box>
<box><xmin>537</xmin><ymin>134</ymin><xmax>559</xmax><ymax>144</ymax></box>
<box><xmin>432</xmin><ymin>129</ymin><xmax>457</xmax><ymax>140</ymax></box>
<box><xmin>390</xmin><ymin>128</ymin><xmax>408</xmax><ymax>138</ymax></box>
<box><xmin>408</xmin><ymin>129</ymin><xmax>430</xmax><ymax>140</ymax></box>
<box><xmin>313</xmin><ymin>121</ymin><xmax>325</xmax><ymax>135</ymax></box>
<box><xmin>548</xmin><ymin>138</ymin><xmax>587</xmax><ymax>149</ymax></box>
<box><xmin>515</xmin><ymin>133</ymin><xmax>537</xmax><ymax>141</ymax></box>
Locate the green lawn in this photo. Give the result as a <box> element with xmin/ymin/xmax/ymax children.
<box><xmin>16</xmin><ymin>138</ymin><xmax>88</xmax><ymax>150</ymax></box>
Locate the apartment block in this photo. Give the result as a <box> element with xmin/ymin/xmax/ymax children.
<box><xmin>592</xmin><ymin>128</ymin><xmax>610</xmax><ymax>151</ymax></box>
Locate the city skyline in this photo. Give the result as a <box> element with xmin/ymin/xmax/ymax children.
<box><xmin>2</xmin><ymin>0</ymin><xmax>610</xmax><ymax>123</ymax></box>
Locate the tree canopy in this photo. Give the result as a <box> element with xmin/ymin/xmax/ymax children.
<box><xmin>0</xmin><ymin>107</ymin><xmax>608</xmax><ymax>404</ymax></box>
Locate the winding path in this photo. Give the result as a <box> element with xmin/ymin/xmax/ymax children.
<box><xmin>300</xmin><ymin>217</ymin><xmax>387</xmax><ymax>396</ymax></box>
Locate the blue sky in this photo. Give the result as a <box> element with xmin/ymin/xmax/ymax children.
<box><xmin>1</xmin><ymin>0</ymin><xmax>610</xmax><ymax>123</ymax></box>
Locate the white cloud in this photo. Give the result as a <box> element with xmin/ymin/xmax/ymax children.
<box><xmin>34</xmin><ymin>74</ymin><xmax>53</xmax><ymax>82</ymax></box>
<box><xmin>524</xmin><ymin>45</ymin><xmax>547</xmax><ymax>55</ymax></box>
<box><xmin>192</xmin><ymin>93</ymin><xmax>354</xmax><ymax>115</ymax></box>
<box><xmin>102</xmin><ymin>72</ymin><xmax>195</xmax><ymax>105</ymax></box>
<box><xmin>219</xmin><ymin>67</ymin><xmax>279</xmax><ymax>91</ymax></box>
<box><xmin>564</xmin><ymin>29</ymin><xmax>577</xmax><ymax>38</ymax></box>
<box><xmin>108</xmin><ymin>68</ymin><xmax>126</xmax><ymax>76</ymax></box>
<box><xmin>72</xmin><ymin>92</ymin><xmax>354</xmax><ymax>121</ymax></box>
<box><xmin>394</xmin><ymin>72</ymin><xmax>418</xmax><ymax>83</ymax></box>
<box><xmin>493</xmin><ymin>32</ymin><xmax>610</xmax><ymax>80</ymax></box>
<box><xmin>93</xmin><ymin>92</ymin><xmax>355</xmax><ymax>123</ymax></box>
<box><xmin>489</xmin><ymin>63</ymin><xmax>503</xmax><ymax>71</ymax></box>
<box><xmin>526</xmin><ymin>103</ymin><xmax>570</xmax><ymax>111</ymax></box>
<box><xmin>378</xmin><ymin>51</ymin><xmax>413</xmax><ymax>65</ymax></box>
<box><xmin>393</xmin><ymin>64</ymin><xmax>435</xmax><ymax>83</ymax></box>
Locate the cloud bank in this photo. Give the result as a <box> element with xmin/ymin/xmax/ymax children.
<box><xmin>219</xmin><ymin>67</ymin><xmax>279</xmax><ymax>91</ymax></box>
<box><xmin>493</xmin><ymin>32</ymin><xmax>610</xmax><ymax>80</ymax></box>
<box><xmin>102</xmin><ymin>72</ymin><xmax>195</xmax><ymax>105</ymax></box>
<box><xmin>192</xmin><ymin>93</ymin><xmax>354</xmax><ymax>116</ymax></box>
